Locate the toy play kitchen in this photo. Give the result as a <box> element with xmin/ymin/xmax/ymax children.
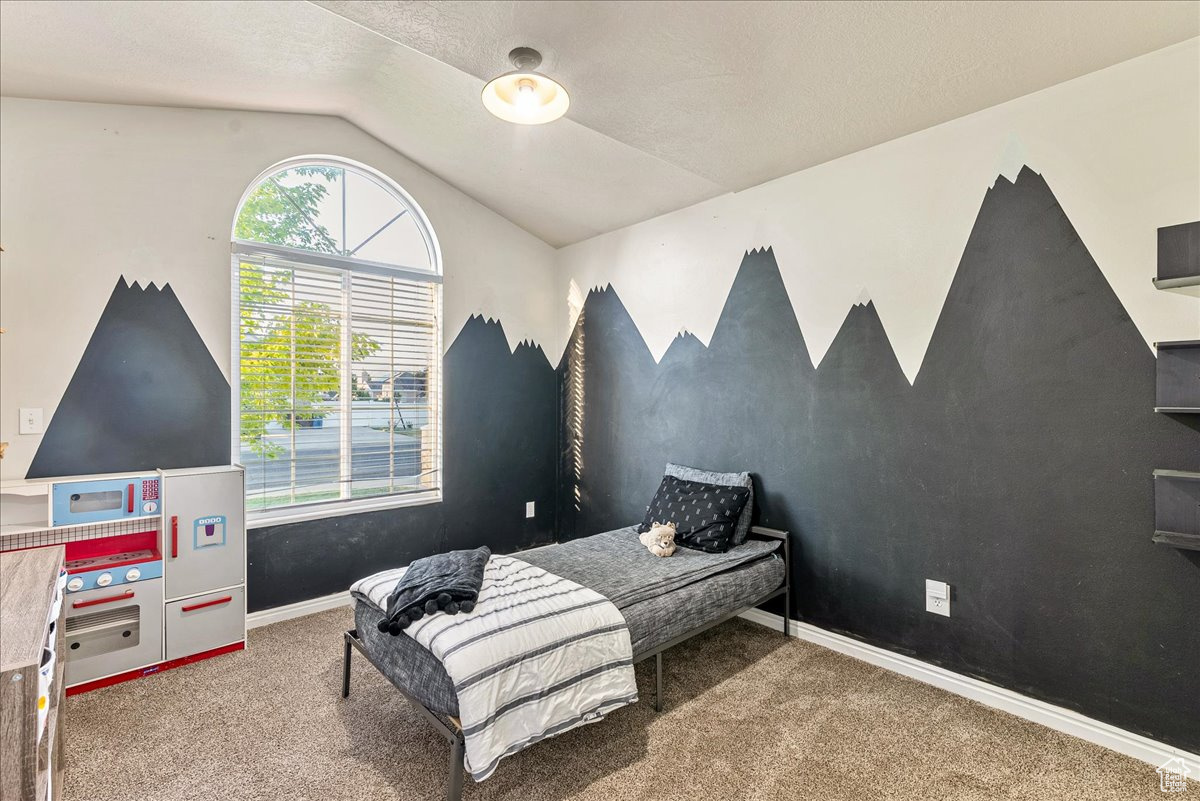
<box><xmin>0</xmin><ymin>465</ymin><xmax>245</xmax><ymax>694</ymax></box>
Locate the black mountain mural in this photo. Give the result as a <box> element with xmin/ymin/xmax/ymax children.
<box><xmin>557</xmin><ymin>167</ymin><xmax>1200</xmax><ymax>753</ymax></box>
<box><xmin>27</xmin><ymin>278</ymin><xmax>230</xmax><ymax>478</ymax></box>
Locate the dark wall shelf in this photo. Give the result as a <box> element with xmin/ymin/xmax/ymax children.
<box><xmin>1152</xmin><ymin>276</ymin><xmax>1200</xmax><ymax>290</ymax></box>
<box><xmin>1152</xmin><ymin>531</ymin><xmax>1200</xmax><ymax>551</ymax></box>
<box><xmin>1156</xmin><ymin>222</ymin><xmax>1199</xmax><ymax>286</ymax></box>
<box><xmin>1150</xmin><ymin>228</ymin><xmax>1199</xmax><ymax>550</ymax></box>
<box><xmin>1153</xmin><ymin>470</ymin><xmax>1200</xmax><ymax>550</ymax></box>
<box><xmin>1155</xmin><ymin>340</ymin><xmax>1200</xmax><ymax>413</ymax></box>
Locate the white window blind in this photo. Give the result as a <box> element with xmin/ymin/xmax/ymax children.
<box><xmin>236</xmin><ymin>255</ymin><xmax>441</xmax><ymax>513</ymax></box>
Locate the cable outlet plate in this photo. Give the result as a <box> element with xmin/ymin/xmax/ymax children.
<box><xmin>925</xmin><ymin>579</ymin><xmax>951</xmax><ymax>617</ymax></box>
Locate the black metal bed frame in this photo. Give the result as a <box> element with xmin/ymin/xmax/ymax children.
<box><xmin>340</xmin><ymin>526</ymin><xmax>791</xmax><ymax>801</ymax></box>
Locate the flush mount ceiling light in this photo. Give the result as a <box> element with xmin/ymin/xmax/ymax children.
<box><xmin>482</xmin><ymin>47</ymin><xmax>570</xmax><ymax>125</ymax></box>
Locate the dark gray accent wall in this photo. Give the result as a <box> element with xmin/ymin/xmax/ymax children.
<box><xmin>248</xmin><ymin>315</ymin><xmax>557</xmax><ymax>610</ymax></box>
<box><xmin>27</xmin><ymin>278</ymin><xmax>230</xmax><ymax>478</ymax></box>
<box><xmin>247</xmin><ymin>502</ymin><xmax>447</xmax><ymax>611</ymax></box>
<box><xmin>556</xmin><ymin>168</ymin><xmax>1200</xmax><ymax>752</ymax></box>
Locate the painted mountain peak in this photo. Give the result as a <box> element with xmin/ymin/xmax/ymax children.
<box><xmin>453</xmin><ymin>315</ymin><xmax>553</xmax><ymax>368</ymax></box>
<box><xmin>915</xmin><ymin>164</ymin><xmax>1138</xmax><ymax>389</ymax></box>
<box><xmin>121</xmin><ymin>277</ymin><xmax>159</xmax><ymax>292</ymax></box>
<box><xmin>709</xmin><ymin>246</ymin><xmax>814</xmax><ymax>372</ymax></box>
<box><xmin>558</xmin><ymin>282</ymin><xmax>656</xmax><ymax>373</ymax></box>
<box><xmin>816</xmin><ymin>300</ymin><xmax>908</xmax><ymax>390</ymax></box>
<box><xmin>659</xmin><ymin>330</ymin><xmax>708</xmax><ymax>367</ymax></box>
<box><xmin>27</xmin><ymin>276</ymin><xmax>230</xmax><ymax>478</ymax></box>
<box><xmin>991</xmin><ymin>163</ymin><xmax>1039</xmax><ymax>186</ymax></box>
<box><xmin>583</xmin><ymin>283</ymin><xmax>618</xmax><ymax>300</ymax></box>
<box><xmin>452</xmin><ymin>315</ymin><xmax>515</xmax><ymax>357</ymax></box>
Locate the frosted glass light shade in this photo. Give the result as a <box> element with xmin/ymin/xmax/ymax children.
<box><xmin>482</xmin><ymin>71</ymin><xmax>570</xmax><ymax>125</ymax></box>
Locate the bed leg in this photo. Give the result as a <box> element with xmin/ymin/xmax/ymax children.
<box><xmin>783</xmin><ymin>585</ymin><xmax>791</xmax><ymax>639</ymax></box>
<box><xmin>654</xmin><ymin>652</ymin><xmax>663</xmax><ymax>713</ymax></box>
<box><xmin>446</xmin><ymin>736</ymin><xmax>465</xmax><ymax>801</ymax></box>
<box><xmin>341</xmin><ymin>632</ymin><xmax>352</xmax><ymax>699</ymax></box>
<box><xmin>783</xmin><ymin>537</ymin><xmax>792</xmax><ymax>639</ymax></box>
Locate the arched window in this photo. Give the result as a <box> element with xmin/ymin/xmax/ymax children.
<box><xmin>232</xmin><ymin>157</ymin><xmax>441</xmax><ymax>519</ymax></box>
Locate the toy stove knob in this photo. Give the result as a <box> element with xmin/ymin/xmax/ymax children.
<box><xmin>66</xmin><ymin>577</ymin><xmax>84</xmax><ymax>592</ymax></box>
<box><xmin>125</xmin><ymin>567</ymin><xmax>141</xmax><ymax>582</ymax></box>
<box><xmin>96</xmin><ymin>572</ymin><xmax>113</xmax><ymax>587</ymax></box>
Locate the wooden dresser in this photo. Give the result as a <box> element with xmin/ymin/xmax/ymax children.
<box><xmin>1</xmin><ymin>547</ymin><xmax>65</xmax><ymax>801</ymax></box>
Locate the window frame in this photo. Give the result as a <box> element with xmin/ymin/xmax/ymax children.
<box><xmin>230</xmin><ymin>156</ymin><xmax>443</xmax><ymax>528</ymax></box>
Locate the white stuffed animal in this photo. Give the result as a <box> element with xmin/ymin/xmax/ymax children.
<box><xmin>638</xmin><ymin>522</ymin><xmax>678</xmax><ymax>557</ymax></box>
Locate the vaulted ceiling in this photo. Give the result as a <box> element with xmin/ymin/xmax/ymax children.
<box><xmin>1</xmin><ymin>0</ymin><xmax>1196</xmax><ymax>246</ymax></box>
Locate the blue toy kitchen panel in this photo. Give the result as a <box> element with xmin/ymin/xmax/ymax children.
<box><xmin>52</xmin><ymin>475</ymin><xmax>161</xmax><ymax>527</ymax></box>
<box><xmin>65</xmin><ymin>560</ymin><xmax>164</xmax><ymax>593</ymax></box>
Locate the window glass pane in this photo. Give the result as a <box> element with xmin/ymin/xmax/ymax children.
<box><xmin>347</xmin><ymin>274</ymin><xmax>439</xmax><ymax>499</ymax></box>
<box><xmin>238</xmin><ymin>261</ymin><xmax>346</xmax><ymax>510</ymax></box>
<box><xmin>342</xmin><ymin>170</ymin><xmax>431</xmax><ymax>270</ymax></box>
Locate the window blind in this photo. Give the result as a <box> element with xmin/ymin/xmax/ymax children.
<box><xmin>236</xmin><ymin>257</ymin><xmax>441</xmax><ymax>512</ymax></box>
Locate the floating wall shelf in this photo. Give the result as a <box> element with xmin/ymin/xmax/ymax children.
<box><xmin>1152</xmin><ymin>276</ymin><xmax>1200</xmax><ymax>290</ymax></box>
<box><xmin>1152</xmin><ymin>470</ymin><xmax>1200</xmax><ymax>551</ymax></box>
<box><xmin>1151</xmin><ymin>531</ymin><xmax>1200</xmax><ymax>551</ymax></box>
<box><xmin>1149</xmin><ymin>224</ymin><xmax>1199</xmax><ymax>550</ymax></box>
<box><xmin>1154</xmin><ymin>221</ymin><xmax>1199</xmax><ymax>290</ymax></box>
<box><xmin>1154</xmin><ymin>340</ymin><xmax>1200</xmax><ymax>413</ymax></box>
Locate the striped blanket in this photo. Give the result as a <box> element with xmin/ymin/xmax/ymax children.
<box><xmin>351</xmin><ymin>554</ymin><xmax>638</xmax><ymax>780</ymax></box>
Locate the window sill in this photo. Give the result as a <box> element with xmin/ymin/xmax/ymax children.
<box><xmin>247</xmin><ymin>491</ymin><xmax>441</xmax><ymax>530</ymax></box>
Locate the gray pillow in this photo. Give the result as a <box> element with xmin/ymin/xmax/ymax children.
<box><xmin>665</xmin><ymin>463</ymin><xmax>754</xmax><ymax>545</ymax></box>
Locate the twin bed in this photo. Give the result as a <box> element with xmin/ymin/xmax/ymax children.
<box><xmin>341</xmin><ymin>523</ymin><xmax>791</xmax><ymax>801</ymax></box>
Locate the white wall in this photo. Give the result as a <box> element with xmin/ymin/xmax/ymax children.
<box><xmin>0</xmin><ymin>98</ymin><xmax>558</xmax><ymax>480</ymax></box>
<box><xmin>554</xmin><ymin>40</ymin><xmax>1200</xmax><ymax>377</ymax></box>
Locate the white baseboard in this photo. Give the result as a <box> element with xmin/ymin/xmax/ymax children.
<box><xmin>739</xmin><ymin>608</ymin><xmax>1200</xmax><ymax>777</ymax></box>
<box><xmin>247</xmin><ymin>591</ymin><xmax>352</xmax><ymax>629</ymax></box>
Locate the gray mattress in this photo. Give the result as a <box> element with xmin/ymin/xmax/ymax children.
<box><xmin>353</xmin><ymin>527</ymin><xmax>784</xmax><ymax>716</ymax></box>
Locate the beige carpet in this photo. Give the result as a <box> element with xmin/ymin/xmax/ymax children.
<box><xmin>63</xmin><ymin>608</ymin><xmax>1185</xmax><ymax>800</ymax></box>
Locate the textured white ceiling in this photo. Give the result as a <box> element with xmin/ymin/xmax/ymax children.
<box><xmin>2</xmin><ymin>0</ymin><xmax>1197</xmax><ymax>246</ymax></box>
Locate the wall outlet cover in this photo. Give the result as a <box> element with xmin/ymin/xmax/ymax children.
<box><xmin>926</xmin><ymin>579</ymin><xmax>951</xmax><ymax>617</ymax></box>
<box><xmin>525</xmin><ymin>501</ymin><xmax>535</xmax><ymax>518</ymax></box>
<box><xmin>18</xmin><ymin>407</ymin><xmax>43</xmax><ymax>435</ymax></box>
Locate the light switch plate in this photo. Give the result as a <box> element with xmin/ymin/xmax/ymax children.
<box><xmin>525</xmin><ymin>501</ymin><xmax>536</xmax><ymax>519</ymax></box>
<box><xmin>18</xmin><ymin>408</ymin><xmax>43</xmax><ymax>435</ymax></box>
<box><xmin>925</xmin><ymin>579</ymin><xmax>950</xmax><ymax>617</ymax></box>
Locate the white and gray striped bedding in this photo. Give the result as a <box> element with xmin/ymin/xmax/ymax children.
<box><xmin>351</xmin><ymin>554</ymin><xmax>637</xmax><ymax>781</ymax></box>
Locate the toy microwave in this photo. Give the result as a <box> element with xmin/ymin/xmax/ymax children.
<box><xmin>51</xmin><ymin>475</ymin><xmax>161</xmax><ymax>527</ymax></box>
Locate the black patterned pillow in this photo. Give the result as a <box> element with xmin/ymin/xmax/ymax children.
<box><xmin>637</xmin><ymin>475</ymin><xmax>751</xmax><ymax>554</ymax></box>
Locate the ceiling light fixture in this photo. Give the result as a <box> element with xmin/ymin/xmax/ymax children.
<box><xmin>482</xmin><ymin>47</ymin><xmax>569</xmax><ymax>125</ymax></box>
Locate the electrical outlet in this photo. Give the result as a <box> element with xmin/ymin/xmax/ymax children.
<box><xmin>18</xmin><ymin>408</ymin><xmax>43</xmax><ymax>435</ymax></box>
<box><xmin>525</xmin><ymin>501</ymin><xmax>535</xmax><ymax>519</ymax></box>
<box><xmin>925</xmin><ymin>579</ymin><xmax>950</xmax><ymax>617</ymax></box>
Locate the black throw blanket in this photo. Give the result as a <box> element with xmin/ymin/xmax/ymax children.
<box><xmin>378</xmin><ymin>546</ymin><xmax>491</xmax><ymax>636</ymax></box>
